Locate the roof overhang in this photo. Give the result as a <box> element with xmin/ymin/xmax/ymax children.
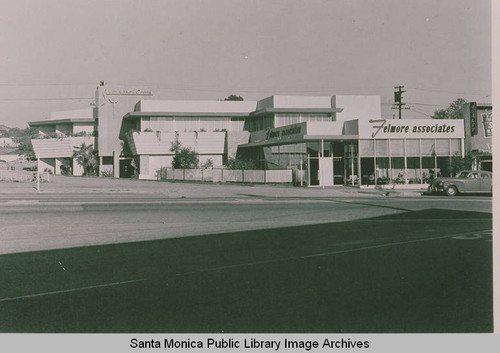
<box><xmin>249</xmin><ymin>108</ymin><xmax>343</xmax><ymax>117</ymax></box>
<box><xmin>238</xmin><ymin>134</ymin><xmax>359</xmax><ymax>148</ymax></box>
<box><xmin>123</xmin><ymin>112</ymin><xmax>250</xmax><ymax>119</ymax></box>
<box><xmin>28</xmin><ymin>118</ymin><xmax>96</xmax><ymax>126</ymax></box>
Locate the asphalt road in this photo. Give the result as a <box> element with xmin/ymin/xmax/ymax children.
<box><xmin>0</xmin><ymin>195</ymin><xmax>493</xmax><ymax>333</ymax></box>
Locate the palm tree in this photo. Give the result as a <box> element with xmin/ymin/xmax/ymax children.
<box><xmin>73</xmin><ymin>143</ymin><xmax>98</xmax><ymax>176</ymax></box>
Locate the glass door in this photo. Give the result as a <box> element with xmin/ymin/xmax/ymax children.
<box><xmin>344</xmin><ymin>142</ymin><xmax>359</xmax><ymax>185</ymax></box>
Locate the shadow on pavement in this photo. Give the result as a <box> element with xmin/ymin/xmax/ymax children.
<box><xmin>0</xmin><ymin>209</ymin><xmax>492</xmax><ymax>333</ymax></box>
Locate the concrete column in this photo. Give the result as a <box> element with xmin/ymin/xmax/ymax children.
<box><xmin>113</xmin><ymin>151</ymin><xmax>120</xmax><ymax>178</ymax></box>
<box><xmin>55</xmin><ymin>158</ymin><xmax>62</xmax><ymax>175</ymax></box>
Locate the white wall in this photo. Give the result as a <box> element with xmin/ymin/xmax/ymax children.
<box><xmin>272</xmin><ymin>96</ymin><xmax>332</xmax><ymax>109</ymax></box>
<box><xmin>73</xmin><ymin>123</ymin><xmax>95</xmax><ymax>135</ymax></box>
<box><xmin>73</xmin><ymin>158</ymin><xmax>84</xmax><ymax>176</ymax></box>
<box><xmin>137</xmin><ymin>100</ymin><xmax>256</xmax><ymax>114</ymax></box>
<box><xmin>148</xmin><ymin>155</ymin><xmax>173</xmax><ymax>177</ymax></box>
<box><xmin>333</xmin><ymin>95</ymin><xmax>382</xmax><ymax>124</ymax></box>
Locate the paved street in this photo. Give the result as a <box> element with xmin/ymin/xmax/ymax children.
<box><xmin>0</xmin><ymin>178</ymin><xmax>493</xmax><ymax>333</ymax></box>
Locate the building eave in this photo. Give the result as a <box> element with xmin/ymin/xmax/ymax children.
<box><xmin>249</xmin><ymin>107</ymin><xmax>343</xmax><ymax>117</ymax></box>
<box><xmin>123</xmin><ymin>112</ymin><xmax>250</xmax><ymax>119</ymax></box>
<box><xmin>28</xmin><ymin>118</ymin><xmax>96</xmax><ymax>126</ymax></box>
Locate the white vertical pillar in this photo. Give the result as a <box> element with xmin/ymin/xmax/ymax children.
<box><xmin>404</xmin><ymin>139</ymin><xmax>408</xmax><ymax>184</ymax></box>
<box><xmin>37</xmin><ymin>158</ymin><xmax>40</xmax><ymax>191</ymax></box>
<box><xmin>300</xmin><ymin>161</ymin><xmax>303</xmax><ymax>186</ymax></box>
<box><xmin>307</xmin><ymin>154</ymin><xmax>310</xmax><ymax>187</ymax></box>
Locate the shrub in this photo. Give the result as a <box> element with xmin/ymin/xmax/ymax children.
<box><xmin>101</xmin><ymin>169</ymin><xmax>114</xmax><ymax>178</ymax></box>
<box><xmin>170</xmin><ymin>133</ymin><xmax>199</xmax><ymax>169</ymax></box>
<box><xmin>73</xmin><ymin>143</ymin><xmax>98</xmax><ymax>176</ymax></box>
<box><xmin>200</xmin><ymin>159</ymin><xmax>213</xmax><ymax>169</ymax></box>
<box><xmin>225</xmin><ymin>157</ymin><xmax>257</xmax><ymax>170</ymax></box>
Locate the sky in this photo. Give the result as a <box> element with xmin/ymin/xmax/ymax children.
<box><xmin>0</xmin><ymin>0</ymin><xmax>492</xmax><ymax>128</ymax></box>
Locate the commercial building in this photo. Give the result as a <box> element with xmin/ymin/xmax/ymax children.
<box><xmin>29</xmin><ymin>84</ymin><xmax>486</xmax><ymax>188</ymax></box>
<box><xmin>460</xmin><ymin>102</ymin><xmax>492</xmax><ymax>171</ymax></box>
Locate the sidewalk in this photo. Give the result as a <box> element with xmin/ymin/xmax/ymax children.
<box><xmin>0</xmin><ymin>175</ymin><xmax>425</xmax><ymax>200</ymax></box>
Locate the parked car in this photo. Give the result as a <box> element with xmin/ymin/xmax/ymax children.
<box><xmin>428</xmin><ymin>170</ymin><xmax>493</xmax><ymax>196</ymax></box>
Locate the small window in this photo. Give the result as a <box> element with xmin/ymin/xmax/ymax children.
<box><xmin>102</xmin><ymin>156</ymin><xmax>114</xmax><ymax>165</ymax></box>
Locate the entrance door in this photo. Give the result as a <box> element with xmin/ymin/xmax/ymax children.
<box><xmin>319</xmin><ymin>157</ymin><xmax>334</xmax><ymax>186</ymax></box>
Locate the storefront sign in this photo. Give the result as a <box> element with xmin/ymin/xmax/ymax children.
<box><xmin>105</xmin><ymin>89</ymin><xmax>153</xmax><ymax>96</ymax></box>
<box><xmin>264</xmin><ymin>123</ymin><xmax>305</xmax><ymax>142</ymax></box>
<box><xmin>359</xmin><ymin>119</ymin><xmax>464</xmax><ymax>139</ymax></box>
<box><xmin>481</xmin><ymin>111</ymin><xmax>492</xmax><ymax>137</ymax></box>
<box><xmin>470</xmin><ymin>102</ymin><xmax>478</xmax><ymax>136</ymax></box>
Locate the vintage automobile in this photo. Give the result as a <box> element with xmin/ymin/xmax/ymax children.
<box><xmin>428</xmin><ymin>170</ymin><xmax>493</xmax><ymax>196</ymax></box>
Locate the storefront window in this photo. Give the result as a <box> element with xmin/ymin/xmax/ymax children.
<box><xmin>422</xmin><ymin>157</ymin><xmax>436</xmax><ymax>182</ymax></box>
<box><xmin>307</xmin><ymin>142</ymin><xmax>321</xmax><ymax>157</ymax></box>
<box><xmin>375</xmin><ymin>140</ymin><xmax>388</xmax><ymax>156</ymax></box>
<box><xmin>435</xmin><ymin>139</ymin><xmax>450</xmax><ymax>156</ymax></box>
<box><xmin>390</xmin><ymin>140</ymin><xmax>404</xmax><ymax>156</ymax></box>
<box><xmin>391</xmin><ymin>157</ymin><xmax>405</xmax><ymax>182</ymax></box>
<box><xmin>376</xmin><ymin>157</ymin><xmax>390</xmax><ymax>184</ymax></box>
<box><xmin>421</xmin><ymin>140</ymin><xmax>435</xmax><ymax>156</ymax></box>
<box><xmin>361</xmin><ymin>157</ymin><xmax>375</xmax><ymax>185</ymax></box>
<box><xmin>405</xmin><ymin>140</ymin><xmax>420</xmax><ymax>156</ymax></box>
<box><xmin>450</xmin><ymin>139</ymin><xmax>461</xmax><ymax>155</ymax></box>
<box><xmin>407</xmin><ymin>157</ymin><xmax>421</xmax><ymax>184</ymax></box>
<box><xmin>359</xmin><ymin>140</ymin><xmax>374</xmax><ymax>156</ymax></box>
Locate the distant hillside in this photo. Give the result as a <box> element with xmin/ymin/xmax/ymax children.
<box><xmin>0</xmin><ymin>124</ymin><xmax>10</xmax><ymax>131</ymax></box>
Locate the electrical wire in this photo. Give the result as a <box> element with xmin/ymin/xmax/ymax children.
<box><xmin>0</xmin><ymin>97</ymin><xmax>94</xmax><ymax>101</ymax></box>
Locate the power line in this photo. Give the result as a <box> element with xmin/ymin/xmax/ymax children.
<box><xmin>409</xmin><ymin>107</ymin><xmax>433</xmax><ymax>118</ymax></box>
<box><xmin>405</xmin><ymin>102</ymin><xmax>447</xmax><ymax>107</ymax></box>
<box><xmin>0</xmin><ymin>97</ymin><xmax>94</xmax><ymax>101</ymax></box>
<box><xmin>0</xmin><ymin>81</ymin><xmax>96</xmax><ymax>87</ymax></box>
<box><xmin>405</xmin><ymin>86</ymin><xmax>490</xmax><ymax>96</ymax></box>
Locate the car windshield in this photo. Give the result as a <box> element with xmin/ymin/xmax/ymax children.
<box><xmin>457</xmin><ymin>172</ymin><xmax>470</xmax><ymax>178</ymax></box>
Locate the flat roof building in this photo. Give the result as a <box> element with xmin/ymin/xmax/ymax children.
<box><xmin>29</xmin><ymin>83</ymin><xmax>486</xmax><ymax>188</ymax></box>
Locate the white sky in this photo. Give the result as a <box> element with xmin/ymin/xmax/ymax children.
<box><xmin>0</xmin><ymin>0</ymin><xmax>492</xmax><ymax>127</ymax></box>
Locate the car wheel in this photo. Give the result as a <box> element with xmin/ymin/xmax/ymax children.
<box><xmin>445</xmin><ymin>185</ymin><xmax>458</xmax><ymax>197</ymax></box>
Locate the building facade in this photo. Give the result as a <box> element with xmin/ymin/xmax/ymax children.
<box><xmin>460</xmin><ymin>102</ymin><xmax>492</xmax><ymax>171</ymax></box>
<box><xmin>29</xmin><ymin>84</ymin><xmax>485</xmax><ymax>188</ymax></box>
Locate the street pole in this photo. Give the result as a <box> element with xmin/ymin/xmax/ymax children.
<box><xmin>393</xmin><ymin>85</ymin><xmax>406</xmax><ymax>119</ymax></box>
<box><xmin>36</xmin><ymin>158</ymin><xmax>40</xmax><ymax>191</ymax></box>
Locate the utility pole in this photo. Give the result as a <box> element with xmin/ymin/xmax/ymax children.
<box><xmin>392</xmin><ymin>85</ymin><xmax>406</xmax><ymax>119</ymax></box>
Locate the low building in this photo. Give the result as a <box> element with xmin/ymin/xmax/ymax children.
<box><xmin>29</xmin><ymin>108</ymin><xmax>96</xmax><ymax>175</ymax></box>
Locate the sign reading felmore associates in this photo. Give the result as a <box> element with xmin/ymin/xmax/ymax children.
<box><xmin>360</xmin><ymin>119</ymin><xmax>464</xmax><ymax>139</ymax></box>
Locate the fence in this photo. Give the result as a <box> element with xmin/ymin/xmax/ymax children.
<box><xmin>156</xmin><ymin>168</ymin><xmax>293</xmax><ymax>184</ymax></box>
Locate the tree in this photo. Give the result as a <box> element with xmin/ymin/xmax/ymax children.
<box><xmin>431</xmin><ymin>98</ymin><xmax>467</xmax><ymax>119</ymax></box>
<box><xmin>170</xmin><ymin>133</ymin><xmax>199</xmax><ymax>169</ymax></box>
<box><xmin>73</xmin><ymin>143</ymin><xmax>98</xmax><ymax>176</ymax></box>
<box><xmin>224</xmin><ymin>94</ymin><xmax>244</xmax><ymax>101</ymax></box>
<box><xmin>2</xmin><ymin>127</ymin><xmax>37</xmax><ymax>160</ymax></box>
<box><xmin>451</xmin><ymin>152</ymin><xmax>474</xmax><ymax>176</ymax></box>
